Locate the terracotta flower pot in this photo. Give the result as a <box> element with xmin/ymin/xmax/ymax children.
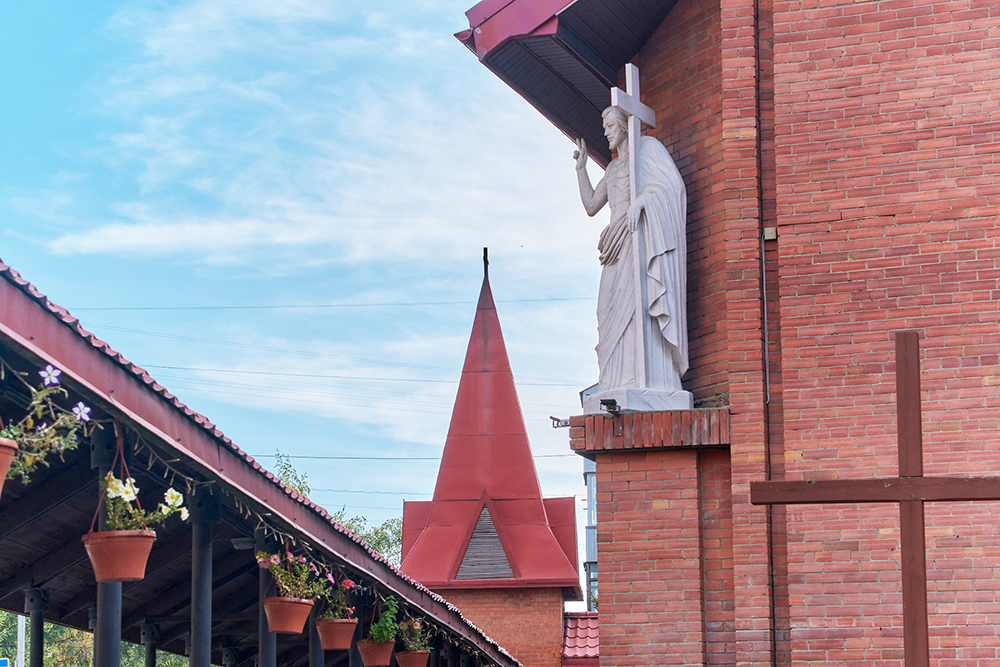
<box><xmin>0</xmin><ymin>438</ymin><xmax>17</xmax><ymax>496</ymax></box>
<box><xmin>263</xmin><ymin>597</ymin><xmax>314</xmax><ymax>633</ymax></box>
<box><xmin>316</xmin><ymin>618</ymin><xmax>358</xmax><ymax>650</ymax></box>
<box><xmin>81</xmin><ymin>530</ymin><xmax>156</xmax><ymax>582</ymax></box>
<box><xmin>395</xmin><ymin>650</ymin><xmax>430</xmax><ymax>667</ymax></box>
<box><xmin>357</xmin><ymin>639</ymin><xmax>395</xmax><ymax>667</ymax></box>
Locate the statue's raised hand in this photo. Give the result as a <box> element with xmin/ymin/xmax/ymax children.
<box><xmin>573</xmin><ymin>138</ymin><xmax>588</xmax><ymax>171</ymax></box>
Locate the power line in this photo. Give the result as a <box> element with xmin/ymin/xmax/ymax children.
<box><xmin>71</xmin><ymin>297</ymin><xmax>594</xmax><ymax>312</ymax></box>
<box><xmin>81</xmin><ymin>323</ymin><xmax>457</xmax><ymax>372</ymax></box>
<box><xmin>84</xmin><ymin>325</ymin><xmax>592</xmax><ymax>387</ymax></box>
<box><xmin>143</xmin><ymin>364</ymin><xmax>586</xmax><ymax>387</ymax></box>
<box><xmin>310</xmin><ymin>488</ymin><xmax>431</xmax><ymax>496</ymax></box>
<box><xmin>252</xmin><ymin>454</ymin><xmax>577</xmax><ymax>460</ymax></box>
<box><xmin>148</xmin><ymin>365</ymin><xmax>456</xmax><ymax>383</ymax></box>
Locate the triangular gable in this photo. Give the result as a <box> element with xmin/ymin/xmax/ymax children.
<box><xmin>456</xmin><ymin>505</ymin><xmax>514</xmax><ymax>580</ymax></box>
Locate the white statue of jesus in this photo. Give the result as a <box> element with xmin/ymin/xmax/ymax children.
<box><xmin>575</xmin><ymin>105</ymin><xmax>691</xmax><ymax>413</ymax></box>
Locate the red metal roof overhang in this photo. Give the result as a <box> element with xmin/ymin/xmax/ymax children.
<box><xmin>456</xmin><ymin>0</ymin><xmax>680</xmax><ymax>168</ymax></box>
<box><xmin>0</xmin><ymin>259</ymin><xmax>522</xmax><ymax>667</ymax></box>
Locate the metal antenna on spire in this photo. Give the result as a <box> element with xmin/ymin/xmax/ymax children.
<box><xmin>483</xmin><ymin>247</ymin><xmax>489</xmax><ymax>279</ymax></box>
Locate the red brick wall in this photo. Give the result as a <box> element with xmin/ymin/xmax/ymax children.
<box><xmin>773</xmin><ymin>0</ymin><xmax>1000</xmax><ymax>662</ymax></box>
<box><xmin>439</xmin><ymin>588</ymin><xmax>564</xmax><ymax>667</ymax></box>
<box><xmin>634</xmin><ymin>0</ymin><xmax>727</xmax><ymax>402</ymax></box>
<box><xmin>596</xmin><ymin>448</ymin><xmax>734</xmax><ymax>666</ymax></box>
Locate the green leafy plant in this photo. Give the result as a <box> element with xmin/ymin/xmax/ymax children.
<box><xmin>332</xmin><ymin>507</ymin><xmax>403</xmax><ymax>566</ymax></box>
<box><xmin>317</xmin><ymin>573</ymin><xmax>356</xmax><ymax>620</ymax></box>
<box><xmin>1</xmin><ymin>366</ymin><xmax>91</xmax><ymax>484</ymax></box>
<box><xmin>367</xmin><ymin>596</ymin><xmax>398</xmax><ymax>645</ymax></box>
<box><xmin>275</xmin><ymin>448</ymin><xmax>310</xmax><ymax>495</ymax></box>
<box><xmin>101</xmin><ymin>473</ymin><xmax>187</xmax><ymax>531</ymax></box>
<box><xmin>397</xmin><ymin>618</ymin><xmax>432</xmax><ymax>651</ymax></box>
<box><xmin>256</xmin><ymin>551</ymin><xmax>322</xmax><ymax>600</ymax></box>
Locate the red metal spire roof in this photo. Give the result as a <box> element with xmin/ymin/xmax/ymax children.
<box><xmin>401</xmin><ymin>268</ymin><xmax>580</xmax><ymax>595</ymax></box>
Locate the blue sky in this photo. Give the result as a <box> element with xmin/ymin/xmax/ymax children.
<box><xmin>1</xmin><ymin>0</ymin><xmax>609</xmax><ymax>530</ymax></box>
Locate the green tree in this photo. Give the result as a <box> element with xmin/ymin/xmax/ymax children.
<box><xmin>332</xmin><ymin>508</ymin><xmax>403</xmax><ymax>567</ymax></box>
<box><xmin>0</xmin><ymin>611</ymin><xmax>187</xmax><ymax>666</ymax></box>
<box><xmin>272</xmin><ymin>449</ymin><xmax>403</xmax><ymax>566</ymax></box>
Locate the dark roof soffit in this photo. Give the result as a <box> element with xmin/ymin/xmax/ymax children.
<box><xmin>460</xmin><ymin>0</ymin><xmax>680</xmax><ymax>167</ymax></box>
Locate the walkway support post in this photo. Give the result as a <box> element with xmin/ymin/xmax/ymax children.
<box><xmin>308</xmin><ymin>606</ymin><xmax>323</xmax><ymax>667</ymax></box>
<box><xmin>255</xmin><ymin>528</ymin><xmax>277</xmax><ymax>667</ymax></box>
<box><xmin>190</xmin><ymin>487</ymin><xmax>221</xmax><ymax>667</ymax></box>
<box><xmin>24</xmin><ymin>588</ymin><xmax>46</xmax><ymax>667</ymax></box>
<box><xmin>141</xmin><ymin>623</ymin><xmax>159</xmax><ymax>667</ymax></box>
<box><xmin>91</xmin><ymin>427</ymin><xmax>122</xmax><ymax>667</ymax></box>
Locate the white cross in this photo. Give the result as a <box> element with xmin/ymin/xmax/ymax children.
<box><xmin>611</xmin><ymin>63</ymin><xmax>657</xmax><ymax>203</ymax></box>
<box><xmin>610</xmin><ymin>63</ymin><xmax>657</xmax><ymax>388</ymax></box>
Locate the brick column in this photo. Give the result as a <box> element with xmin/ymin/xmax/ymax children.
<box><xmin>597</xmin><ymin>449</ymin><xmax>705</xmax><ymax>666</ymax></box>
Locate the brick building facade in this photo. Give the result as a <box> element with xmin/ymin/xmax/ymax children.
<box><xmin>459</xmin><ymin>0</ymin><xmax>1000</xmax><ymax>664</ymax></box>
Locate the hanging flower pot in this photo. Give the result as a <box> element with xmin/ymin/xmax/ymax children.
<box><xmin>357</xmin><ymin>639</ymin><xmax>395</xmax><ymax>667</ymax></box>
<box><xmin>81</xmin><ymin>530</ymin><xmax>156</xmax><ymax>582</ymax></box>
<box><xmin>0</xmin><ymin>438</ymin><xmax>17</xmax><ymax>496</ymax></box>
<box><xmin>81</xmin><ymin>425</ymin><xmax>186</xmax><ymax>583</ymax></box>
<box><xmin>395</xmin><ymin>650</ymin><xmax>430</xmax><ymax>667</ymax></box>
<box><xmin>263</xmin><ymin>597</ymin><xmax>314</xmax><ymax>633</ymax></box>
<box><xmin>316</xmin><ymin>618</ymin><xmax>358</xmax><ymax>651</ymax></box>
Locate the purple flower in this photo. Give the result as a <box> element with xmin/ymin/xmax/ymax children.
<box><xmin>72</xmin><ymin>402</ymin><xmax>91</xmax><ymax>422</ymax></box>
<box><xmin>258</xmin><ymin>560</ymin><xmax>269</xmax><ymax>569</ymax></box>
<box><xmin>297</xmin><ymin>556</ymin><xmax>306</xmax><ymax>564</ymax></box>
<box><xmin>326</xmin><ymin>573</ymin><xmax>335</xmax><ymax>584</ymax></box>
<box><xmin>39</xmin><ymin>365</ymin><xmax>61</xmax><ymax>386</ymax></box>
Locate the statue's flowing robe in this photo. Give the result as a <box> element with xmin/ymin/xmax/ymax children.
<box><xmin>595</xmin><ymin>135</ymin><xmax>688</xmax><ymax>391</ymax></box>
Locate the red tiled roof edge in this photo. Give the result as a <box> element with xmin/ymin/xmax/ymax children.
<box><xmin>0</xmin><ymin>259</ymin><xmax>521</xmax><ymax>666</ymax></box>
<box><xmin>562</xmin><ymin>611</ymin><xmax>598</xmax><ymax>659</ymax></box>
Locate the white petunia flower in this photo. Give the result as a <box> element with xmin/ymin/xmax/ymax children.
<box><xmin>164</xmin><ymin>488</ymin><xmax>183</xmax><ymax>508</ymax></box>
<box><xmin>106</xmin><ymin>475</ymin><xmax>126</xmax><ymax>499</ymax></box>
<box><xmin>179</xmin><ymin>507</ymin><xmax>190</xmax><ymax>521</ymax></box>
<box><xmin>120</xmin><ymin>478</ymin><xmax>138</xmax><ymax>502</ymax></box>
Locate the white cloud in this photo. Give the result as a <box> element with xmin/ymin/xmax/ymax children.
<box><xmin>43</xmin><ymin>0</ymin><xmax>601</xmax><ymax>280</ymax></box>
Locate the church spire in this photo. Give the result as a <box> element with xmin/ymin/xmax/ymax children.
<box><xmin>400</xmin><ymin>255</ymin><xmax>580</xmax><ymax>592</ymax></box>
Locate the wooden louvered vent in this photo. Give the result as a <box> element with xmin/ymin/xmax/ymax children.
<box><xmin>455</xmin><ymin>506</ymin><xmax>514</xmax><ymax>579</ymax></box>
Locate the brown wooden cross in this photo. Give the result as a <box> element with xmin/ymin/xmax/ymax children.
<box><xmin>751</xmin><ymin>331</ymin><xmax>1000</xmax><ymax>667</ymax></box>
